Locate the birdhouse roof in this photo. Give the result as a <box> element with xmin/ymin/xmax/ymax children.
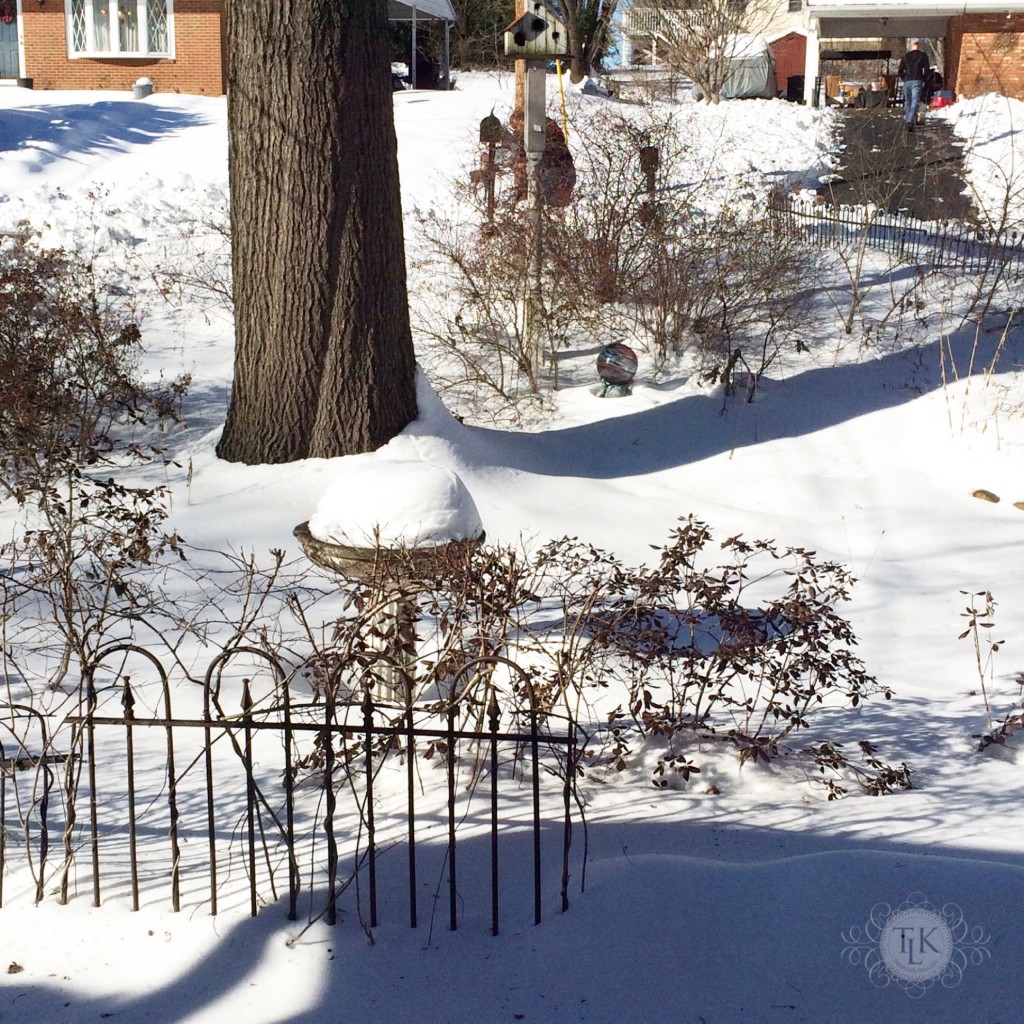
<box><xmin>503</xmin><ymin>3</ymin><xmax>567</xmax><ymax>34</ymax></box>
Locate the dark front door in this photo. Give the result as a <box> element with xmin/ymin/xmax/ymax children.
<box><xmin>0</xmin><ymin>3</ymin><xmax>19</xmax><ymax>78</ymax></box>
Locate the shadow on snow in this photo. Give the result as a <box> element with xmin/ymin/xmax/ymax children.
<box><xmin>0</xmin><ymin>102</ymin><xmax>213</xmax><ymax>166</ymax></box>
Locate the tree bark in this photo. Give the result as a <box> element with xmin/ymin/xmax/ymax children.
<box><xmin>559</xmin><ymin>0</ymin><xmax>587</xmax><ymax>83</ymax></box>
<box><xmin>217</xmin><ymin>1</ymin><xmax>418</xmax><ymax>465</ymax></box>
<box><xmin>559</xmin><ymin>0</ymin><xmax>621</xmax><ymax>84</ymax></box>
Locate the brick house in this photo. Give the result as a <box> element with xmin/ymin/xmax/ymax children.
<box><xmin>620</xmin><ymin>0</ymin><xmax>1024</xmax><ymax>104</ymax></box>
<box><xmin>807</xmin><ymin>0</ymin><xmax>1024</xmax><ymax>101</ymax></box>
<box><xmin>1</xmin><ymin>1</ymin><xmax>456</xmax><ymax>96</ymax></box>
<box><xmin>947</xmin><ymin>14</ymin><xmax>1024</xmax><ymax>99</ymax></box>
<box><xmin>1</xmin><ymin>1</ymin><xmax>225</xmax><ymax>95</ymax></box>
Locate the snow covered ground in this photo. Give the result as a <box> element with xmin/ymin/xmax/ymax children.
<box><xmin>1</xmin><ymin>75</ymin><xmax>1024</xmax><ymax>1023</ymax></box>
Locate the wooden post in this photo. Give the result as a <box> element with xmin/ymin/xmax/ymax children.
<box><xmin>515</xmin><ymin>0</ymin><xmax>527</xmax><ymax>112</ymax></box>
<box><xmin>504</xmin><ymin>2</ymin><xmax>571</xmax><ymax>388</ymax></box>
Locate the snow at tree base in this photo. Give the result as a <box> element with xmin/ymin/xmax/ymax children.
<box><xmin>1</xmin><ymin>76</ymin><xmax>1024</xmax><ymax>1023</ymax></box>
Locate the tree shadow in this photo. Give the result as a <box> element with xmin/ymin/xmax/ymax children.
<box><xmin>434</xmin><ymin>329</ymin><xmax>1011</xmax><ymax>481</ymax></box>
<box><xmin>6</xmin><ymin>803</ymin><xmax>1024</xmax><ymax>1024</ymax></box>
<box><xmin>0</xmin><ymin>102</ymin><xmax>214</xmax><ymax>167</ymax></box>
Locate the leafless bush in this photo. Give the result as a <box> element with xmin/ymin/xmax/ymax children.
<box><xmin>547</xmin><ymin>109</ymin><xmax>686</xmax><ymax>305</ymax></box>
<box><xmin>148</xmin><ymin>186</ymin><xmax>233</xmax><ymax>317</ymax></box>
<box><xmin>0</xmin><ymin>231</ymin><xmax>190</xmax><ymax>504</ymax></box>
<box><xmin>0</xmin><ymin>229</ymin><xmax>194</xmax><ymax>731</ymax></box>
<box><xmin>958</xmin><ymin>589</ymin><xmax>1024</xmax><ymax>753</ymax></box>
<box><xmin>415</xmin><ymin>105</ymin><xmax>816</xmax><ymax>419</ymax></box>
<box><xmin>586</xmin><ymin>517</ymin><xmax>893</xmax><ymax>769</ymax></box>
<box><xmin>277</xmin><ymin>519</ymin><xmax>904</xmax><ymax>797</ymax></box>
<box><xmin>412</xmin><ymin>207</ymin><xmax>570</xmax><ymax>423</ymax></box>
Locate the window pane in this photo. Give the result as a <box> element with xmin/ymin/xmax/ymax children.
<box><xmin>119</xmin><ymin>2</ymin><xmax>139</xmax><ymax>51</ymax></box>
<box><xmin>70</xmin><ymin>0</ymin><xmax>88</xmax><ymax>51</ymax></box>
<box><xmin>72</xmin><ymin>0</ymin><xmax>171</xmax><ymax>56</ymax></box>
<box><xmin>92</xmin><ymin>0</ymin><xmax>111</xmax><ymax>50</ymax></box>
<box><xmin>147</xmin><ymin>0</ymin><xmax>169</xmax><ymax>53</ymax></box>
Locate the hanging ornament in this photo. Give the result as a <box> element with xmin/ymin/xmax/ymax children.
<box><xmin>0</xmin><ymin>2</ymin><xmax>15</xmax><ymax>26</ymax></box>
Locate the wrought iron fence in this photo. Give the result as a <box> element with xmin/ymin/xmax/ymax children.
<box><xmin>0</xmin><ymin>646</ymin><xmax>583</xmax><ymax>936</ymax></box>
<box><xmin>770</xmin><ymin>195</ymin><xmax>1024</xmax><ymax>278</ymax></box>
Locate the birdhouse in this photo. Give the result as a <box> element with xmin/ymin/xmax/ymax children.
<box><xmin>504</xmin><ymin>3</ymin><xmax>569</xmax><ymax>60</ymax></box>
<box><xmin>479</xmin><ymin>113</ymin><xmax>502</xmax><ymax>144</ymax></box>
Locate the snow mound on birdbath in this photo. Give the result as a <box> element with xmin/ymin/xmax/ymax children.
<box><xmin>307</xmin><ymin>456</ymin><xmax>483</xmax><ymax>549</ymax></box>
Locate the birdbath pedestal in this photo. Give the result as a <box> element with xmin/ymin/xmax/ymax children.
<box><xmin>293</xmin><ymin>521</ymin><xmax>484</xmax><ymax>703</ymax></box>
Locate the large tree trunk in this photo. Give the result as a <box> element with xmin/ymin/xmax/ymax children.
<box><xmin>217</xmin><ymin>1</ymin><xmax>418</xmax><ymax>465</ymax></box>
<box><xmin>559</xmin><ymin>0</ymin><xmax>587</xmax><ymax>84</ymax></box>
<box><xmin>559</xmin><ymin>0</ymin><xmax>621</xmax><ymax>85</ymax></box>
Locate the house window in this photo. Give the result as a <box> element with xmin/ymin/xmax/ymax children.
<box><xmin>788</xmin><ymin>0</ymin><xmax>801</xmax><ymax>9</ymax></box>
<box><xmin>68</xmin><ymin>0</ymin><xmax>172</xmax><ymax>58</ymax></box>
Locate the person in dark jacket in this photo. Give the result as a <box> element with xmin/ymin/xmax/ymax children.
<box><xmin>898</xmin><ymin>40</ymin><xmax>931</xmax><ymax>132</ymax></box>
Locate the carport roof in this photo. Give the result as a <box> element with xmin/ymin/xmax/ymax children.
<box><xmin>808</xmin><ymin>0</ymin><xmax>1024</xmax><ymax>36</ymax></box>
<box><xmin>389</xmin><ymin>0</ymin><xmax>456</xmax><ymax>20</ymax></box>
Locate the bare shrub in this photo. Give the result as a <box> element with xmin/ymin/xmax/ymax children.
<box><xmin>0</xmin><ymin>229</ymin><xmax>194</xmax><ymax>697</ymax></box>
<box><xmin>590</xmin><ymin>517</ymin><xmax>890</xmax><ymax>738</ymax></box>
<box><xmin>281</xmin><ymin>518</ymin><xmax>903</xmax><ymax>797</ymax></box>
<box><xmin>584</xmin><ymin>516</ymin><xmax>905</xmax><ymax>792</ymax></box>
<box><xmin>546</xmin><ymin>108</ymin><xmax>686</xmax><ymax>306</ymax></box>
<box><xmin>640</xmin><ymin>203</ymin><xmax>814</xmax><ymax>384</ymax></box>
<box><xmin>415</xmin><ymin>105</ymin><xmax>816</xmax><ymax>420</ymax></box>
<box><xmin>959</xmin><ymin>589</ymin><xmax>1024</xmax><ymax>752</ymax></box>
<box><xmin>147</xmin><ymin>186</ymin><xmax>233</xmax><ymax>317</ymax></box>
<box><xmin>0</xmin><ymin>230</ymin><xmax>190</xmax><ymax>504</ymax></box>
<box><xmin>413</xmin><ymin>205</ymin><xmax>574</xmax><ymax>421</ymax></box>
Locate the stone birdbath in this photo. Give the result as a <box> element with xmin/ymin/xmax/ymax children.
<box><xmin>294</xmin><ymin>457</ymin><xmax>484</xmax><ymax>702</ymax></box>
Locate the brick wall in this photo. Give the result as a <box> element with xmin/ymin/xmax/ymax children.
<box><xmin>948</xmin><ymin>14</ymin><xmax>1024</xmax><ymax>101</ymax></box>
<box><xmin>22</xmin><ymin>0</ymin><xmax>224</xmax><ymax>95</ymax></box>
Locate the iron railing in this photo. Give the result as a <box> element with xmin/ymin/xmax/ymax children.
<box><xmin>0</xmin><ymin>646</ymin><xmax>583</xmax><ymax>937</ymax></box>
<box><xmin>770</xmin><ymin>194</ymin><xmax>1024</xmax><ymax>278</ymax></box>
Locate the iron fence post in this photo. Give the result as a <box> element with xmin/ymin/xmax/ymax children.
<box><xmin>363</xmin><ymin>689</ymin><xmax>377</xmax><ymax>928</ymax></box>
<box><xmin>489</xmin><ymin>689</ymin><xmax>500</xmax><ymax>937</ymax></box>
<box><xmin>243</xmin><ymin>680</ymin><xmax>257</xmax><ymax>918</ymax></box>
<box><xmin>447</xmin><ymin>696</ymin><xmax>458</xmax><ymax>931</ymax></box>
<box><xmin>122</xmin><ymin>679</ymin><xmax>139</xmax><ymax>912</ymax></box>
<box><xmin>406</xmin><ymin>697</ymin><xmax>417</xmax><ymax>928</ymax></box>
<box><xmin>324</xmin><ymin>685</ymin><xmax>338</xmax><ymax>926</ymax></box>
<box><xmin>284</xmin><ymin>675</ymin><xmax>298</xmax><ymax>922</ymax></box>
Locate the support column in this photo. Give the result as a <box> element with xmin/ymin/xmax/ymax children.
<box><xmin>444</xmin><ymin>19</ymin><xmax>451</xmax><ymax>87</ymax></box>
<box><xmin>523</xmin><ymin>61</ymin><xmax>547</xmax><ymax>387</ymax></box>
<box><xmin>804</xmin><ymin>17</ymin><xmax>820</xmax><ymax>106</ymax></box>
<box><xmin>411</xmin><ymin>5</ymin><xmax>418</xmax><ymax>89</ymax></box>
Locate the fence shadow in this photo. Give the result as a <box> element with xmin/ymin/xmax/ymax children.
<box><xmin>773</xmin><ymin>194</ymin><xmax>1024</xmax><ymax>276</ymax></box>
<box><xmin>4</xmin><ymin>812</ymin><xmax>1023</xmax><ymax>1024</ymax></box>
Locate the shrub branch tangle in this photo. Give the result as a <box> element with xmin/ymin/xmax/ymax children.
<box><xmin>0</xmin><ymin>233</ymin><xmax>191</xmax><ymax>685</ymax></box>
<box><xmin>287</xmin><ymin>519</ymin><xmax>907</xmax><ymax>797</ymax></box>
<box><xmin>0</xmin><ymin>232</ymin><xmax>188</xmax><ymax>504</ymax></box>
<box><xmin>416</xmin><ymin>106</ymin><xmax>814</xmax><ymax>422</ymax></box>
